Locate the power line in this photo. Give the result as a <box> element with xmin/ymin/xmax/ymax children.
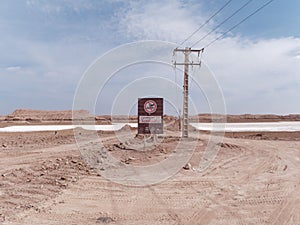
<box><xmin>203</xmin><ymin>0</ymin><xmax>275</xmax><ymax>49</ymax></box>
<box><xmin>191</xmin><ymin>0</ymin><xmax>254</xmax><ymax>48</ymax></box>
<box><xmin>177</xmin><ymin>0</ymin><xmax>233</xmax><ymax>48</ymax></box>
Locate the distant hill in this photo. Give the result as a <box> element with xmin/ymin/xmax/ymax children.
<box><xmin>4</xmin><ymin>109</ymin><xmax>93</xmax><ymax>122</ymax></box>
<box><xmin>1</xmin><ymin>109</ymin><xmax>299</xmax><ymax>123</ymax></box>
<box><xmin>192</xmin><ymin>114</ymin><xmax>300</xmax><ymax>123</ymax></box>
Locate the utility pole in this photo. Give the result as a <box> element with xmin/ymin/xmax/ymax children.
<box><xmin>173</xmin><ymin>47</ymin><xmax>204</xmax><ymax>138</ymax></box>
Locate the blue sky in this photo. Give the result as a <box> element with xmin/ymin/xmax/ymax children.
<box><xmin>0</xmin><ymin>0</ymin><xmax>299</xmax><ymax>115</ymax></box>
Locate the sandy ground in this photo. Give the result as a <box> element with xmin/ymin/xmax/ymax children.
<box><xmin>0</xmin><ymin>127</ymin><xmax>300</xmax><ymax>225</ymax></box>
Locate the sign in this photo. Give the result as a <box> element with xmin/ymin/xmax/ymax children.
<box><xmin>138</xmin><ymin>98</ymin><xmax>163</xmax><ymax>134</ymax></box>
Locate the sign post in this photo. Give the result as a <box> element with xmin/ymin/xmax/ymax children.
<box><xmin>138</xmin><ymin>98</ymin><xmax>163</xmax><ymax>135</ymax></box>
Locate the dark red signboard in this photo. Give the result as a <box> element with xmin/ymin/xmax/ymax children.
<box><xmin>138</xmin><ymin>98</ymin><xmax>163</xmax><ymax>134</ymax></box>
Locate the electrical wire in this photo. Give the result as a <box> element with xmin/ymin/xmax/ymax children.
<box><xmin>177</xmin><ymin>0</ymin><xmax>233</xmax><ymax>48</ymax></box>
<box><xmin>203</xmin><ymin>0</ymin><xmax>275</xmax><ymax>49</ymax></box>
<box><xmin>190</xmin><ymin>0</ymin><xmax>254</xmax><ymax>48</ymax></box>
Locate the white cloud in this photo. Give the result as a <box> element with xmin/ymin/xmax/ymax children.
<box><xmin>203</xmin><ymin>37</ymin><xmax>300</xmax><ymax>114</ymax></box>
<box><xmin>5</xmin><ymin>66</ymin><xmax>21</xmax><ymax>72</ymax></box>
<box><xmin>118</xmin><ymin>0</ymin><xmax>211</xmax><ymax>45</ymax></box>
<box><xmin>26</xmin><ymin>0</ymin><xmax>97</xmax><ymax>13</ymax></box>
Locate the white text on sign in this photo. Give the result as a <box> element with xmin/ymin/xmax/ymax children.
<box><xmin>139</xmin><ymin>116</ymin><xmax>162</xmax><ymax>124</ymax></box>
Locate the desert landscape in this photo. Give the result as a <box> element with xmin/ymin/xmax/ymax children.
<box><xmin>2</xmin><ymin>0</ymin><xmax>300</xmax><ymax>224</ymax></box>
<box><xmin>0</xmin><ymin>109</ymin><xmax>299</xmax><ymax>225</ymax></box>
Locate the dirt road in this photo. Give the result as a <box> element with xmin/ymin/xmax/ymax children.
<box><xmin>0</xmin><ymin>130</ymin><xmax>300</xmax><ymax>224</ymax></box>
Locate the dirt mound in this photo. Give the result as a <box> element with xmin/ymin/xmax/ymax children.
<box><xmin>110</xmin><ymin>115</ymin><xmax>137</xmax><ymax>123</ymax></box>
<box><xmin>95</xmin><ymin>116</ymin><xmax>111</xmax><ymax>124</ymax></box>
<box><xmin>119</xmin><ymin>124</ymin><xmax>137</xmax><ymax>132</ymax></box>
<box><xmin>103</xmin><ymin>135</ymin><xmax>182</xmax><ymax>166</ymax></box>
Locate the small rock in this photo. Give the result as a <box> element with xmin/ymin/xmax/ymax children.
<box><xmin>96</xmin><ymin>217</ymin><xmax>114</xmax><ymax>224</ymax></box>
<box><xmin>61</xmin><ymin>183</ymin><xmax>68</xmax><ymax>188</ymax></box>
<box><xmin>2</xmin><ymin>144</ymin><xmax>7</xmax><ymax>148</ymax></box>
<box><xmin>70</xmin><ymin>177</ymin><xmax>77</xmax><ymax>182</ymax></box>
<box><xmin>160</xmin><ymin>148</ymin><xmax>167</xmax><ymax>154</ymax></box>
<box><xmin>183</xmin><ymin>163</ymin><xmax>192</xmax><ymax>170</ymax></box>
<box><xmin>114</xmin><ymin>143</ymin><xmax>125</xmax><ymax>149</ymax></box>
<box><xmin>283</xmin><ymin>165</ymin><xmax>288</xmax><ymax>171</ymax></box>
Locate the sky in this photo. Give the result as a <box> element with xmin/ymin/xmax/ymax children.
<box><xmin>0</xmin><ymin>0</ymin><xmax>299</xmax><ymax>115</ymax></box>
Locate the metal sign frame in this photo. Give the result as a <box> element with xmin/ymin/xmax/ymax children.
<box><xmin>138</xmin><ymin>98</ymin><xmax>163</xmax><ymax>134</ymax></box>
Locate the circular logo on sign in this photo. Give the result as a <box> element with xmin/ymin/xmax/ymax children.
<box><xmin>144</xmin><ymin>100</ymin><xmax>157</xmax><ymax>114</ymax></box>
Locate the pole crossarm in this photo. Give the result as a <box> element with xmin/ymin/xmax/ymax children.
<box><xmin>173</xmin><ymin>48</ymin><xmax>204</xmax><ymax>52</ymax></box>
<box><xmin>173</xmin><ymin>62</ymin><xmax>201</xmax><ymax>66</ymax></box>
